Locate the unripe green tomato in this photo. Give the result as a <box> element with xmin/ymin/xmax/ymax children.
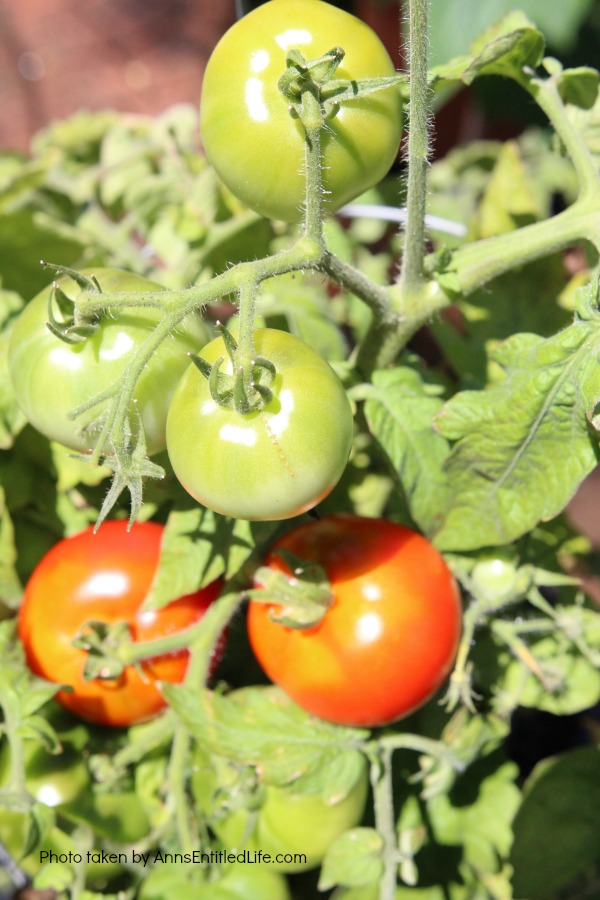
<box><xmin>200</xmin><ymin>0</ymin><xmax>403</xmax><ymax>222</ymax></box>
<box><xmin>8</xmin><ymin>268</ymin><xmax>208</xmax><ymax>456</ymax></box>
<box><xmin>192</xmin><ymin>728</ymin><xmax>368</xmax><ymax>872</ymax></box>
<box><xmin>0</xmin><ymin>739</ymin><xmax>89</xmax><ymax>808</ymax></box>
<box><xmin>166</xmin><ymin>329</ymin><xmax>354</xmax><ymax>521</ymax></box>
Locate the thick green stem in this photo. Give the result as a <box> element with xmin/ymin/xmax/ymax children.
<box><xmin>450</xmin><ymin>200</ymin><xmax>600</xmax><ymax>296</ymax></box>
<box><xmin>170</xmin><ymin>725</ymin><xmax>195</xmax><ymax>851</ymax></box>
<box><xmin>398</xmin><ymin>0</ymin><xmax>430</xmax><ymax>299</ymax></box>
<box><xmin>320</xmin><ymin>253</ymin><xmax>401</xmax><ymax>373</ymax></box>
<box><xmin>114</xmin><ymin>591</ymin><xmax>242</xmax><ymax>673</ymax></box>
<box><xmin>303</xmin><ymin>122</ymin><xmax>326</xmax><ymax>243</ymax></box>
<box><xmin>370</xmin><ymin>746</ymin><xmax>398</xmax><ymax>900</ymax></box>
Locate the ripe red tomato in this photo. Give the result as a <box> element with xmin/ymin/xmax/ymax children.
<box><xmin>247</xmin><ymin>515</ymin><xmax>461</xmax><ymax>726</ymax></box>
<box><xmin>18</xmin><ymin>521</ymin><xmax>222</xmax><ymax>727</ymax></box>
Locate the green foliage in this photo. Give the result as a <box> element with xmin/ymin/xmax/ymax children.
<box><xmin>511</xmin><ymin>747</ymin><xmax>600</xmax><ymax>897</ymax></box>
<box><xmin>1</xmin><ymin>8</ymin><xmax>600</xmax><ymax>900</ymax></box>
<box><xmin>428</xmin><ymin>0</ymin><xmax>595</xmax><ymax>65</ymax></box>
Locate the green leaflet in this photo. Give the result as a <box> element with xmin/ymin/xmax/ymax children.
<box><xmin>364</xmin><ymin>368</ymin><xmax>451</xmax><ymax>537</ymax></box>
<box><xmin>434</xmin><ymin>279</ymin><xmax>600</xmax><ymax>550</ymax></box>
<box><xmin>143</xmin><ymin>501</ymin><xmax>280</xmax><ymax>610</ymax></box>
<box><xmin>430</xmin><ymin>11</ymin><xmax>544</xmax><ymax>86</ymax></box>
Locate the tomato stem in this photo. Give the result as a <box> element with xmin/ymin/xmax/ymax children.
<box><xmin>397</xmin><ymin>0</ymin><xmax>430</xmax><ymax>300</ymax></box>
<box><xmin>369</xmin><ymin>744</ymin><xmax>398</xmax><ymax>900</ymax></box>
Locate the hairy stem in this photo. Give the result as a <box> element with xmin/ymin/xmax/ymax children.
<box><xmin>398</xmin><ymin>0</ymin><xmax>430</xmax><ymax>299</ymax></box>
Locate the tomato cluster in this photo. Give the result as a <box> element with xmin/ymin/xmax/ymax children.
<box><xmin>5</xmin><ymin>4</ymin><xmax>463</xmax><ymax>897</ymax></box>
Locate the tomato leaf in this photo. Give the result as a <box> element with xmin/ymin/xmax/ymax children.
<box><xmin>566</xmin><ymin>79</ymin><xmax>600</xmax><ymax>168</ymax></box>
<box><xmin>0</xmin><ymin>486</ymin><xmax>21</xmax><ymax>607</ymax></box>
<box><xmin>472</xmin><ymin>609</ymin><xmax>600</xmax><ymax>716</ymax></box>
<box><xmin>511</xmin><ymin>747</ymin><xmax>600</xmax><ymax>898</ymax></box>
<box><xmin>428</xmin><ymin>0</ymin><xmax>593</xmax><ymax>66</ymax></box>
<box><xmin>556</xmin><ymin>65</ymin><xmax>599</xmax><ymax>110</ymax></box>
<box><xmin>434</xmin><ymin>278</ymin><xmax>600</xmax><ymax>550</ymax></box>
<box><xmin>144</xmin><ymin>501</ymin><xmax>280</xmax><ymax>608</ymax></box>
<box><xmin>364</xmin><ymin>367</ymin><xmax>451</xmax><ymax>537</ymax></box>
<box><xmin>430</xmin><ymin>12</ymin><xmax>545</xmax><ymax>86</ymax></box>
<box><xmin>0</xmin><ymin>290</ymin><xmax>26</xmax><ymax>449</ymax></box>
<box><xmin>164</xmin><ymin>684</ymin><xmax>368</xmax><ymax>803</ymax></box>
<box><xmin>22</xmin><ymin>801</ymin><xmax>55</xmax><ymax>860</ymax></box>
<box><xmin>318</xmin><ymin>827</ymin><xmax>384</xmax><ymax>891</ymax></box>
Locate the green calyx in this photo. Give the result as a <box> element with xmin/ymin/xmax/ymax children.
<box><xmin>247</xmin><ymin>550</ymin><xmax>334</xmax><ymax>629</ymax></box>
<box><xmin>278</xmin><ymin>47</ymin><xmax>405</xmax><ymax>125</ymax></box>
<box><xmin>191</xmin><ymin>326</ymin><xmax>277</xmax><ymax>414</ymax></box>
<box><xmin>43</xmin><ymin>262</ymin><xmax>102</xmax><ymax>344</ymax></box>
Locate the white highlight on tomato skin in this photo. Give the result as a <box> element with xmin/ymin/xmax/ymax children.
<box><xmin>245</xmin><ymin>77</ymin><xmax>269</xmax><ymax>122</ymax></box>
<box><xmin>48</xmin><ymin>347</ymin><xmax>83</xmax><ymax>371</ymax></box>
<box><xmin>82</xmin><ymin>571</ymin><xmax>129</xmax><ymax>598</ymax></box>
<box><xmin>355</xmin><ymin>612</ymin><xmax>383</xmax><ymax>644</ymax></box>
<box><xmin>250</xmin><ymin>48</ymin><xmax>270</xmax><ymax>73</ymax></box>
<box><xmin>276</xmin><ymin>28</ymin><xmax>312</xmax><ymax>52</ymax></box>
<box><xmin>219</xmin><ymin>424</ymin><xmax>257</xmax><ymax>447</ymax></box>
<box><xmin>36</xmin><ymin>785</ymin><xmax>62</xmax><ymax>807</ymax></box>
<box><xmin>99</xmin><ymin>331</ymin><xmax>135</xmax><ymax>361</ymax></box>
<box><xmin>266</xmin><ymin>388</ymin><xmax>294</xmax><ymax>438</ymax></box>
<box><xmin>362</xmin><ymin>582</ymin><xmax>382</xmax><ymax>601</ymax></box>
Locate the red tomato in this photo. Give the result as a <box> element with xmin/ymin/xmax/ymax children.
<box><xmin>18</xmin><ymin>521</ymin><xmax>222</xmax><ymax>727</ymax></box>
<box><xmin>247</xmin><ymin>515</ymin><xmax>461</xmax><ymax>727</ymax></box>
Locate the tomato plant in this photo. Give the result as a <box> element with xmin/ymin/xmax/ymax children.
<box><xmin>8</xmin><ymin>268</ymin><xmax>208</xmax><ymax>456</ymax></box>
<box><xmin>18</xmin><ymin>520</ymin><xmax>222</xmax><ymax>726</ymax></box>
<box><xmin>3</xmin><ymin>0</ymin><xmax>600</xmax><ymax>898</ymax></box>
<box><xmin>166</xmin><ymin>328</ymin><xmax>354</xmax><ymax>520</ymax></box>
<box><xmin>247</xmin><ymin>515</ymin><xmax>462</xmax><ymax>726</ymax></box>
<box><xmin>200</xmin><ymin>0</ymin><xmax>402</xmax><ymax>221</ymax></box>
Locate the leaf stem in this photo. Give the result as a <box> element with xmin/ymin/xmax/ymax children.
<box><xmin>527</xmin><ymin>73</ymin><xmax>600</xmax><ymax>199</ymax></box>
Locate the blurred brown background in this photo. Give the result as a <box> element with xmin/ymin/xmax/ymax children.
<box><xmin>0</xmin><ymin>0</ymin><xmax>405</xmax><ymax>153</ymax></box>
<box><xmin>0</xmin><ymin>0</ymin><xmax>237</xmax><ymax>151</ymax></box>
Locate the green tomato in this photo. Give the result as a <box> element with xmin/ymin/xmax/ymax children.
<box><xmin>0</xmin><ymin>736</ymin><xmax>149</xmax><ymax>861</ymax></box>
<box><xmin>0</xmin><ymin>739</ymin><xmax>89</xmax><ymax>808</ymax></box>
<box><xmin>8</xmin><ymin>268</ymin><xmax>208</xmax><ymax>456</ymax></box>
<box><xmin>200</xmin><ymin>0</ymin><xmax>402</xmax><ymax>222</ymax></box>
<box><xmin>138</xmin><ymin>863</ymin><xmax>291</xmax><ymax>900</ymax></box>
<box><xmin>166</xmin><ymin>328</ymin><xmax>353</xmax><ymax>520</ymax></box>
<box><xmin>192</xmin><ymin>743</ymin><xmax>368</xmax><ymax>872</ymax></box>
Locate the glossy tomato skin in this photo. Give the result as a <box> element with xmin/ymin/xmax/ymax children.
<box><xmin>18</xmin><ymin>520</ymin><xmax>222</xmax><ymax>727</ymax></box>
<box><xmin>247</xmin><ymin>515</ymin><xmax>462</xmax><ymax>726</ymax></box>
<box><xmin>166</xmin><ymin>329</ymin><xmax>353</xmax><ymax>521</ymax></box>
<box><xmin>200</xmin><ymin>0</ymin><xmax>403</xmax><ymax>222</ymax></box>
<box><xmin>8</xmin><ymin>268</ymin><xmax>208</xmax><ymax>456</ymax></box>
